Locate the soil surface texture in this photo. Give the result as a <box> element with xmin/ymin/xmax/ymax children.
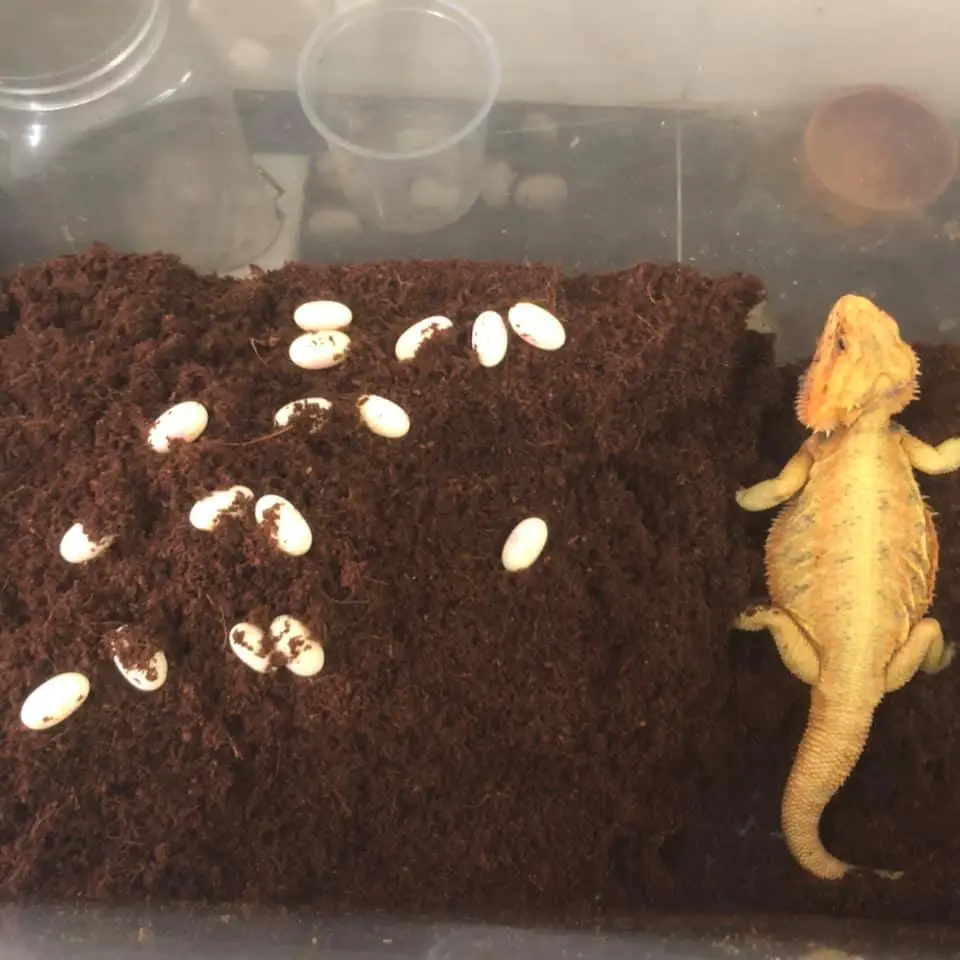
<box><xmin>2</xmin><ymin>246</ymin><xmax>960</xmax><ymax>927</ymax></box>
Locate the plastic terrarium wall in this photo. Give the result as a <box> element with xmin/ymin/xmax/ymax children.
<box><xmin>3</xmin><ymin>2</ymin><xmax>960</xmax><ymax>959</ymax></box>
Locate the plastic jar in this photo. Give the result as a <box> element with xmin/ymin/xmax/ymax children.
<box><xmin>0</xmin><ymin>0</ymin><xmax>281</xmax><ymax>273</ymax></box>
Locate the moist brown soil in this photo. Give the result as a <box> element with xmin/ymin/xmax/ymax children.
<box><xmin>1</xmin><ymin>245</ymin><xmax>960</xmax><ymax>926</ymax></box>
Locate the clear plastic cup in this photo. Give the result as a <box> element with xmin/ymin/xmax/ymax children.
<box><xmin>296</xmin><ymin>0</ymin><xmax>501</xmax><ymax>235</ymax></box>
<box><xmin>0</xmin><ymin>0</ymin><xmax>282</xmax><ymax>274</ymax></box>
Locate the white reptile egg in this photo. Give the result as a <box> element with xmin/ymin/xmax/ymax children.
<box><xmin>189</xmin><ymin>485</ymin><xmax>254</xmax><ymax>532</ymax></box>
<box><xmin>507</xmin><ymin>302</ymin><xmax>566</xmax><ymax>351</ymax></box>
<box><xmin>394</xmin><ymin>315</ymin><xmax>453</xmax><ymax>362</ymax></box>
<box><xmin>114</xmin><ymin>649</ymin><xmax>168</xmax><ymax>692</ymax></box>
<box><xmin>59</xmin><ymin>522</ymin><xmax>115</xmax><ymax>564</ymax></box>
<box><xmin>255</xmin><ymin>494</ymin><xmax>313</xmax><ymax>556</ymax></box>
<box><xmin>357</xmin><ymin>394</ymin><xmax>410</xmax><ymax>439</ymax></box>
<box><xmin>147</xmin><ymin>400</ymin><xmax>209</xmax><ymax>453</ymax></box>
<box><xmin>228</xmin><ymin>622</ymin><xmax>275</xmax><ymax>674</ymax></box>
<box><xmin>293</xmin><ymin>300</ymin><xmax>353</xmax><ymax>332</ymax></box>
<box><xmin>471</xmin><ymin>310</ymin><xmax>509</xmax><ymax>368</ymax></box>
<box><xmin>288</xmin><ymin>331</ymin><xmax>351</xmax><ymax>370</ymax></box>
<box><xmin>110</xmin><ymin>626</ymin><xmax>168</xmax><ymax>692</ymax></box>
<box><xmin>274</xmin><ymin>397</ymin><xmax>333</xmax><ymax>431</ymax></box>
<box><xmin>270</xmin><ymin>615</ymin><xmax>325</xmax><ymax>678</ymax></box>
<box><xmin>501</xmin><ymin>516</ymin><xmax>549</xmax><ymax>572</ymax></box>
<box><xmin>20</xmin><ymin>672</ymin><xmax>90</xmax><ymax>731</ymax></box>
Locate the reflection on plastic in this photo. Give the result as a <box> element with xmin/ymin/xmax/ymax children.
<box><xmin>0</xmin><ymin>0</ymin><xmax>281</xmax><ymax>274</ymax></box>
<box><xmin>296</xmin><ymin>0</ymin><xmax>501</xmax><ymax>235</ymax></box>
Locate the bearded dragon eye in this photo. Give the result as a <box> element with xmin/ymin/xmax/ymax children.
<box><xmin>835</xmin><ymin>335</ymin><xmax>845</xmax><ymax>353</ymax></box>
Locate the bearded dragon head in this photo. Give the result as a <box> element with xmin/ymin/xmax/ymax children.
<box><xmin>795</xmin><ymin>294</ymin><xmax>919</xmax><ymax>434</ymax></box>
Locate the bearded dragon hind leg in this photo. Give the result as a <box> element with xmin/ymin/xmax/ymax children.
<box><xmin>735</xmin><ymin>444</ymin><xmax>815</xmax><ymax>512</ymax></box>
<box><xmin>885</xmin><ymin>617</ymin><xmax>956</xmax><ymax>693</ymax></box>
<box><xmin>735</xmin><ymin>605</ymin><xmax>820</xmax><ymax>685</ymax></box>
<box><xmin>899</xmin><ymin>431</ymin><xmax>960</xmax><ymax>475</ymax></box>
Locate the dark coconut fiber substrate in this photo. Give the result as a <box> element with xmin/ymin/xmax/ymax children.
<box><xmin>2</xmin><ymin>245</ymin><xmax>960</xmax><ymax>927</ymax></box>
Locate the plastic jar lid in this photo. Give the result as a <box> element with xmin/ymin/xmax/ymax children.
<box><xmin>0</xmin><ymin>0</ymin><xmax>166</xmax><ymax>110</ymax></box>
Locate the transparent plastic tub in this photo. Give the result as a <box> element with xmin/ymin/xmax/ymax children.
<box><xmin>6</xmin><ymin>3</ymin><xmax>960</xmax><ymax>960</ymax></box>
<box><xmin>296</xmin><ymin>0</ymin><xmax>501</xmax><ymax>234</ymax></box>
<box><xmin>0</xmin><ymin>0</ymin><xmax>281</xmax><ymax>273</ymax></box>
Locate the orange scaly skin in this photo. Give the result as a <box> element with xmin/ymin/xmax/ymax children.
<box><xmin>734</xmin><ymin>294</ymin><xmax>960</xmax><ymax>881</ymax></box>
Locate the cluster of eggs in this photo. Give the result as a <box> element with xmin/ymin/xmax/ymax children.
<box><xmin>20</xmin><ymin>297</ymin><xmax>568</xmax><ymax>732</ymax></box>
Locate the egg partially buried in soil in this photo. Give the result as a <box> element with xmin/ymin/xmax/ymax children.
<box><xmin>228</xmin><ymin>622</ymin><xmax>274</xmax><ymax>674</ymax></box>
<box><xmin>59</xmin><ymin>522</ymin><xmax>115</xmax><ymax>564</ymax></box>
<box><xmin>109</xmin><ymin>625</ymin><xmax>169</xmax><ymax>692</ymax></box>
<box><xmin>189</xmin><ymin>485</ymin><xmax>254</xmax><ymax>532</ymax></box>
<box><xmin>270</xmin><ymin>615</ymin><xmax>325</xmax><ymax>678</ymax></box>
<box><xmin>273</xmin><ymin>397</ymin><xmax>333</xmax><ymax>432</ymax></box>
<box><xmin>394</xmin><ymin>315</ymin><xmax>453</xmax><ymax>362</ymax></box>
<box><xmin>114</xmin><ymin>649</ymin><xmax>168</xmax><ymax>692</ymax></box>
<box><xmin>288</xmin><ymin>331</ymin><xmax>351</xmax><ymax>370</ymax></box>
<box><xmin>255</xmin><ymin>495</ymin><xmax>313</xmax><ymax>556</ymax></box>
<box><xmin>147</xmin><ymin>400</ymin><xmax>209</xmax><ymax>453</ymax></box>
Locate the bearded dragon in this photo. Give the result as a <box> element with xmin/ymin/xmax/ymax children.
<box><xmin>734</xmin><ymin>293</ymin><xmax>960</xmax><ymax>881</ymax></box>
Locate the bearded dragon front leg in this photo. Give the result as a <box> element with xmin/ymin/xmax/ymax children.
<box><xmin>899</xmin><ymin>430</ymin><xmax>960</xmax><ymax>475</ymax></box>
<box><xmin>735</xmin><ymin>442</ymin><xmax>816</xmax><ymax>512</ymax></box>
<box><xmin>735</xmin><ymin>606</ymin><xmax>820</xmax><ymax>686</ymax></box>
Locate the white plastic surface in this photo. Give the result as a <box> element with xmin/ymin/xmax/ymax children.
<box><xmin>189</xmin><ymin>0</ymin><xmax>960</xmax><ymax>112</ymax></box>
